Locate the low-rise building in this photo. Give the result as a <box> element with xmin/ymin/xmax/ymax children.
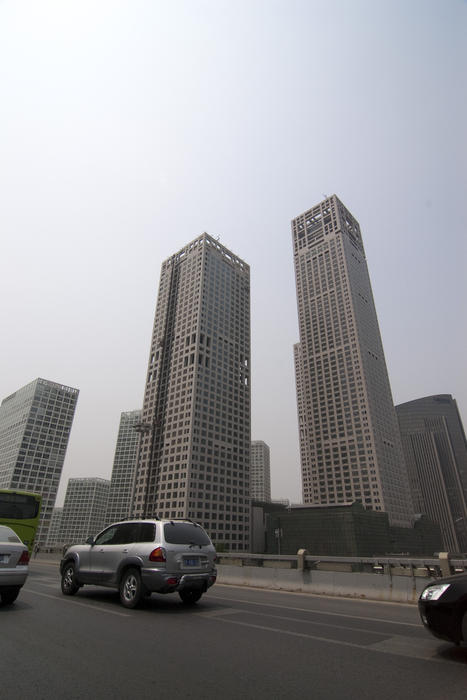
<box><xmin>253</xmin><ymin>501</ymin><xmax>442</xmax><ymax>557</ymax></box>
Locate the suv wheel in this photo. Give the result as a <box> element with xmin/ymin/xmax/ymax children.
<box><xmin>120</xmin><ymin>568</ymin><xmax>143</xmax><ymax>609</ymax></box>
<box><xmin>61</xmin><ymin>562</ymin><xmax>80</xmax><ymax>596</ymax></box>
<box><xmin>179</xmin><ymin>589</ymin><xmax>203</xmax><ymax>605</ymax></box>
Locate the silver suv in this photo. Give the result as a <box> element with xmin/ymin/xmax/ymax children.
<box><xmin>60</xmin><ymin>518</ymin><xmax>217</xmax><ymax>608</ymax></box>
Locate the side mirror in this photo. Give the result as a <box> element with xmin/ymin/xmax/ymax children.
<box><xmin>86</xmin><ymin>535</ymin><xmax>95</xmax><ymax>545</ymax></box>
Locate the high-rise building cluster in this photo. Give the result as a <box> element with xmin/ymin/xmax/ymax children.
<box><xmin>0</xmin><ymin>196</ymin><xmax>465</xmax><ymax>554</ymax></box>
<box><xmin>291</xmin><ymin>195</ymin><xmax>466</xmax><ymax>550</ymax></box>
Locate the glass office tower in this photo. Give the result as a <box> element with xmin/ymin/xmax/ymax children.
<box><xmin>59</xmin><ymin>477</ymin><xmax>110</xmax><ymax>546</ymax></box>
<box><xmin>293</xmin><ymin>195</ymin><xmax>413</xmax><ymax>526</ymax></box>
<box><xmin>397</xmin><ymin>395</ymin><xmax>467</xmax><ymax>552</ymax></box>
<box><xmin>250</xmin><ymin>441</ymin><xmax>271</xmax><ymax>502</ymax></box>
<box><xmin>133</xmin><ymin>233</ymin><xmax>251</xmax><ymax>550</ymax></box>
<box><xmin>0</xmin><ymin>378</ymin><xmax>79</xmax><ymax>544</ymax></box>
<box><xmin>106</xmin><ymin>410</ymin><xmax>142</xmax><ymax>524</ymax></box>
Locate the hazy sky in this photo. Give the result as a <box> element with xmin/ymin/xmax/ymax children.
<box><xmin>1</xmin><ymin>0</ymin><xmax>466</xmax><ymax>506</ymax></box>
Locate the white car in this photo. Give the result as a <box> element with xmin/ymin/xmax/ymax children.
<box><xmin>0</xmin><ymin>525</ymin><xmax>30</xmax><ymax>605</ymax></box>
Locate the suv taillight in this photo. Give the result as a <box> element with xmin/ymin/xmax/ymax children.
<box><xmin>149</xmin><ymin>547</ymin><xmax>166</xmax><ymax>563</ymax></box>
<box><xmin>17</xmin><ymin>550</ymin><xmax>30</xmax><ymax>566</ymax></box>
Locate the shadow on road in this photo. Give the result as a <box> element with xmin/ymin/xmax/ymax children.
<box><xmin>72</xmin><ymin>587</ymin><xmax>220</xmax><ymax>615</ymax></box>
<box><xmin>0</xmin><ymin>599</ymin><xmax>34</xmax><ymax>613</ymax></box>
<box><xmin>436</xmin><ymin>644</ymin><xmax>467</xmax><ymax>664</ymax></box>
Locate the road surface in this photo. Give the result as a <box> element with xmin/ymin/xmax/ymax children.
<box><xmin>1</xmin><ymin>561</ymin><xmax>466</xmax><ymax>699</ymax></box>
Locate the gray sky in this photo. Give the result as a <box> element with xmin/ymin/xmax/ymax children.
<box><xmin>1</xmin><ymin>0</ymin><xmax>466</xmax><ymax>506</ymax></box>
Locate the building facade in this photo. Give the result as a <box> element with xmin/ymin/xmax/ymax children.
<box><xmin>262</xmin><ymin>503</ymin><xmax>442</xmax><ymax>557</ymax></box>
<box><xmin>0</xmin><ymin>377</ymin><xmax>79</xmax><ymax>544</ymax></box>
<box><xmin>250</xmin><ymin>440</ymin><xmax>271</xmax><ymax>502</ymax></box>
<box><xmin>45</xmin><ymin>507</ymin><xmax>63</xmax><ymax>548</ymax></box>
<box><xmin>106</xmin><ymin>410</ymin><xmax>142</xmax><ymax>524</ymax></box>
<box><xmin>59</xmin><ymin>477</ymin><xmax>110</xmax><ymax>546</ymax></box>
<box><xmin>132</xmin><ymin>233</ymin><xmax>251</xmax><ymax>551</ymax></box>
<box><xmin>396</xmin><ymin>395</ymin><xmax>467</xmax><ymax>553</ymax></box>
<box><xmin>292</xmin><ymin>195</ymin><xmax>413</xmax><ymax>526</ymax></box>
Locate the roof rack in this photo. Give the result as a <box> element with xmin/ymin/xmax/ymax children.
<box><xmin>167</xmin><ymin>518</ymin><xmax>198</xmax><ymax>525</ymax></box>
<box><xmin>120</xmin><ymin>515</ymin><xmax>161</xmax><ymax>521</ymax></box>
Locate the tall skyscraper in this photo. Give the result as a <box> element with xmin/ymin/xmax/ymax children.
<box><xmin>396</xmin><ymin>395</ymin><xmax>467</xmax><ymax>552</ymax></box>
<box><xmin>0</xmin><ymin>378</ymin><xmax>79</xmax><ymax>544</ymax></box>
<box><xmin>292</xmin><ymin>195</ymin><xmax>413</xmax><ymax>526</ymax></box>
<box><xmin>106</xmin><ymin>410</ymin><xmax>142</xmax><ymax>524</ymax></box>
<box><xmin>250</xmin><ymin>441</ymin><xmax>271</xmax><ymax>502</ymax></box>
<box><xmin>132</xmin><ymin>233</ymin><xmax>251</xmax><ymax>551</ymax></box>
<box><xmin>59</xmin><ymin>477</ymin><xmax>110</xmax><ymax>545</ymax></box>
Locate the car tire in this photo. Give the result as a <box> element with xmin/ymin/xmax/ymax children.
<box><xmin>0</xmin><ymin>586</ymin><xmax>20</xmax><ymax>605</ymax></box>
<box><xmin>179</xmin><ymin>589</ymin><xmax>203</xmax><ymax>605</ymax></box>
<box><xmin>119</xmin><ymin>568</ymin><xmax>143</xmax><ymax>609</ymax></box>
<box><xmin>61</xmin><ymin>561</ymin><xmax>80</xmax><ymax>596</ymax></box>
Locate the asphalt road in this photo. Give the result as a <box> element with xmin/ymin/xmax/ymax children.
<box><xmin>1</xmin><ymin>561</ymin><xmax>466</xmax><ymax>700</ymax></box>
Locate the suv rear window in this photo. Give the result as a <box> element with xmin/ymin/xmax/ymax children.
<box><xmin>163</xmin><ymin>522</ymin><xmax>211</xmax><ymax>546</ymax></box>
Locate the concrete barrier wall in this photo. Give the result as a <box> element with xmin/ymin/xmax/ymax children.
<box><xmin>217</xmin><ymin>564</ymin><xmax>432</xmax><ymax>603</ymax></box>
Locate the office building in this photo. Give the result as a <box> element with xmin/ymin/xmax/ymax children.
<box><xmin>45</xmin><ymin>507</ymin><xmax>63</xmax><ymax>548</ymax></box>
<box><xmin>0</xmin><ymin>377</ymin><xmax>79</xmax><ymax>544</ymax></box>
<box><xmin>292</xmin><ymin>195</ymin><xmax>413</xmax><ymax>526</ymax></box>
<box><xmin>59</xmin><ymin>477</ymin><xmax>110</xmax><ymax>545</ymax></box>
<box><xmin>261</xmin><ymin>502</ymin><xmax>442</xmax><ymax>557</ymax></box>
<box><xmin>132</xmin><ymin>233</ymin><xmax>251</xmax><ymax>550</ymax></box>
<box><xmin>106</xmin><ymin>410</ymin><xmax>142</xmax><ymax>524</ymax></box>
<box><xmin>396</xmin><ymin>395</ymin><xmax>467</xmax><ymax>553</ymax></box>
<box><xmin>250</xmin><ymin>440</ymin><xmax>271</xmax><ymax>502</ymax></box>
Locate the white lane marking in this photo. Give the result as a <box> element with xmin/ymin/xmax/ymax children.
<box><xmin>24</xmin><ymin>589</ymin><xmax>131</xmax><ymax>618</ymax></box>
<box><xmin>198</xmin><ymin>607</ymin><xmax>240</xmax><ymax>618</ymax></box>
<box><xmin>204</xmin><ymin>616</ymin><xmax>448</xmax><ymax>663</ymax></box>
<box><xmin>209</xmin><ymin>594</ymin><xmax>420</xmax><ymax>628</ymax></box>
<box><xmin>225</xmin><ymin>608</ymin><xmax>419</xmax><ymax>638</ymax></box>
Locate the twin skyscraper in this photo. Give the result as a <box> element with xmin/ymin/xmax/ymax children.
<box><xmin>130</xmin><ymin>194</ymin><xmax>414</xmax><ymax>549</ymax></box>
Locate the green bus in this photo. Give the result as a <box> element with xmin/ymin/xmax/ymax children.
<box><xmin>0</xmin><ymin>490</ymin><xmax>42</xmax><ymax>552</ymax></box>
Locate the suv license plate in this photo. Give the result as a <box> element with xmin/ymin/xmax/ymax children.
<box><xmin>184</xmin><ymin>558</ymin><xmax>199</xmax><ymax>567</ymax></box>
<box><xmin>0</xmin><ymin>554</ymin><xmax>9</xmax><ymax>563</ymax></box>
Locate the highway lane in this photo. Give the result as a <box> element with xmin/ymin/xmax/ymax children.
<box><xmin>1</xmin><ymin>561</ymin><xmax>466</xmax><ymax>700</ymax></box>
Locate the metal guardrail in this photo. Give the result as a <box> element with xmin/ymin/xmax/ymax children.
<box><xmin>40</xmin><ymin>547</ymin><xmax>467</xmax><ymax>579</ymax></box>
